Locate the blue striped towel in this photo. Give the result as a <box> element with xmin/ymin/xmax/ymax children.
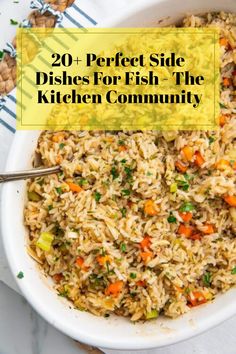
<box><xmin>0</xmin><ymin>0</ymin><xmax>99</xmax><ymax>170</ymax></box>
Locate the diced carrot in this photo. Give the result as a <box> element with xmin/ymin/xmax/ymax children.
<box><xmin>219</xmin><ymin>114</ymin><xmax>228</xmax><ymax>127</ymax></box>
<box><xmin>75</xmin><ymin>257</ymin><xmax>89</xmax><ymax>271</ymax></box>
<box><xmin>118</xmin><ymin>145</ymin><xmax>128</xmax><ymax>152</ymax></box>
<box><xmin>224</xmin><ymin>195</ymin><xmax>236</xmax><ymax>207</ymax></box>
<box><xmin>144</xmin><ymin>200</ymin><xmax>158</xmax><ymax>216</ymax></box>
<box><xmin>140</xmin><ymin>251</ymin><xmax>153</xmax><ymax>262</ymax></box>
<box><xmin>55</xmin><ymin>155</ymin><xmax>62</xmax><ymax>164</ymax></box>
<box><xmin>76</xmin><ymin>257</ymin><xmax>84</xmax><ymax>267</ymax></box>
<box><xmin>136</xmin><ymin>280</ymin><xmax>146</xmax><ymax>287</ymax></box>
<box><xmin>97</xmin><ymin>255</ymin><xmax>111</xmax><ymax>266</ymax></box>
<box><xmin>232</xmin><ymin>161</ymin><xmax>236</xmax><ymax>170</ymax></box>
<box><xmin>181</xmin><ymin>146</ymin><xmax>193</xmax><ymax>162</ymax></box>
<box><xmin>194</xmin><ymin>151</ymin><xmax>205</xmax><ymax>167</ymax></box>
<box><xmin>201</xmin><ymin>223</ymin><xmax>214</xmax><ymax>235</ymax></box>
<box><xmin>105</xmin><ymin>281</ymin><xmax>124</xmax><ymax>296</ymax></box>
<box><xmin>52</xmin><ymin>133</ymin><xmax>65</xmax><ymax>142</ymax></box>
<box><xmin>187</xmin><ymin>291</ymin><xmax>207</xmax><ymax>307</ymax></box>
<box><xmin>174</xmin><ymin>285</ymin><xmax>184</xmax><ymax>293</ymax></box>
<box><xmin>223</xmin><ymin>77</ymin><xmax>231</xmax><ymax>87</ymax></box>
<box><xmin>140</xmin><ymin>235</ymin><xmax>151</xmax><ymax>250</ymax></box>
<box><xmin>67</xmin><ymin>182</ymin><xmax>83</xmax><ymax>193</ymax></box>
<box><xmin>175</xmin><ymin>160</ymin><xmax>188</xmax><ymax>173</ymax></box>
<box><xmin>219</xmin><ymin>37</ymin><xmax>228</xmax><ymax>47</ymax></box>
<box><xmin>178</xmin><ymin>224</ymin><xmax>194</xmax><ymax>238</ymax></box>
<box><xmin>179</xmin><ymin>212</ymin><xmax>193</xmax><ymax>223</ymax></box>
<box><xmin>215</xmin><ymin>159</ymin><xmax>230</xmax><ymax>170</ymax></box>
<box><xmin>189</xmin><ymin>233</ymin><xmax>202</xmax><ymax>241</ymax></box>
<box><xmin>53</xmin><ymin>273</ymin><xmax>63</xmax><ymax>283</ymax></box>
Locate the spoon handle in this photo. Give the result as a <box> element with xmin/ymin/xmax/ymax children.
<box><xmin>0</xmin><ymin>166</ymin><xmax>61</xmax><ymax>183</ymax></box>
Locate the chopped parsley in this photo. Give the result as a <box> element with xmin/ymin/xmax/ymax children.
<box><xmin>219</xmin><ymin>102</ymin><xmax>227</xmax><ymax>109</ymax></box>
<box><xmin>17</xmin><ymin>271</ymin><xmax>24</xmax><ymax>279</ymax></box>
<box><xmin>59</xmin><ymin>143</ymin><xmax>65</xmax><ymax>149</ymax></box>
<box><xmin>122</xmin><ymin>189</ymin><xmax>131</xmax><ymax>196</ymax></box>
<box><xmin>120</xmin><ymin>207</ymin><xmax>127</xmax><ymax>217</ymax></box>
<box><xmin>130</xmin><ymin>272</ymin><xmax>137</xmax><ymax>279</ymax></box>
<box><xmin>0</xmin><ymin>51</ymin><xmax>4</xmax><ymax>61</ymax></box>
<box><xmin>176</xmin><ymin>179</ymin><xmax>189</xmax><ymax>191</ymax></box>
<box><xmin>118</xmin><ymin>139</ymin><xmax>125</xmax><ymax>146</ymax></box>
<box><xmin>124</xmin><ymin>166</ymin><xmax>133</xmax><ymax>180</ymax></box>
<box><xmin>184</xmin><ymin>287</ymin><xmax>190</xmax><ymax>294</ymax></box>
<box><xmin>94</xmin><ymin>191</ymin><xmax>101</xmax><ymax>202</ymax></box>
<box><xmin>78</xmin><ymin>178</ymin><xmax>87</xmax><ymax>186</ymax></box>
<box><xmin>120</xmin><ymin>159</ymin><xmax>127</xmax><ymax>164</ymax></box>
<box><xmin>10</xmin><ymin>19</ymin><xmax>18</xmax><ymax>25</ymax></box>
<box><xmin>147</xmin><ymin>171</ymin><xmax>153</xmax><ymax>176</ymax></box>
<box><xmin>231</xmin><ymin>267</ymin><xmax>236</xmax><ymax>275</ymax></box>
<box><xmin>111</xmin><ymin>166</ymin><xmax>119</xmax><ymax>180</ymax></box>
<box><xmin>48</xmin><ymin>205</ymin><xmax>53</xmax><ymax>211</ymax></box>
<box><xmin>120</xmin><ymin>243</ymin><xmax>126</xmax><ymax>253</ymax></box>
<box><xmin>208</xmin><ymin>136</ymin><xmax>215</xmax><ymax>145</ymax></box>
<box><xmin>167</xmin><ymin>214</ymin><xmax>177</xmax><ymax>223</ymax></box>
<box><xmin>184</xmin><ymin>173</ymin><xmax>194</xmax><ymax>181</ymax></box>
<box><xmin>203</xmin><ymin>272</ymin><xmax>212</xmax><ymax>287</ymax></box>
<box><xmin>179</xmin><ymin>202</ymin><xmax>195</xmax><ymax>212</ymax></box>
<box><xmin>55</xmin><ymin>187</ymin><xmax>62</xmax><ymax>195</ymax></box>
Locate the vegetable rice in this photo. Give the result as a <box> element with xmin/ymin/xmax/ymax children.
<box><xmin>25</xmin><ymin>12</ymin><xmax>236</xmax><ymax>321</ymax></box>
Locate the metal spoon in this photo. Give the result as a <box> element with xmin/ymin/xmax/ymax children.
<box><xmin>0</xmin><ymin>166</ymin><xmax>61</xmax><ymax>183</ymax></box>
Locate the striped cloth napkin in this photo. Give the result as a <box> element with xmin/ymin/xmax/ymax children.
<box><xmin>0</xmin><ymin>0</ymin><xmax>137</xmax><ymax>292</ymax></box>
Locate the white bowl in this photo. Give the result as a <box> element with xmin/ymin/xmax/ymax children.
<box><xmin>1</xmin><ymin>0</ymin><xmax>236</xmax><ymax>350</ymax></box>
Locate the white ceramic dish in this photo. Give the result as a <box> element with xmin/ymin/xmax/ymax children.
<box><xmin>1</xmin><ymin>0</ymin><xmax>236</xmax><ymax>350</ymax></box>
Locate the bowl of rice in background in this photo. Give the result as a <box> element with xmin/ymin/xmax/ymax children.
<box><xmin>1</xmin><ymin>0</ymin><xmax>236</xmax><ymax>350</ymax></box>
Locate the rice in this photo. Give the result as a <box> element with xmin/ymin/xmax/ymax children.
<box><xmin>24</xmin><ymin>12</ymin><xmax>236</xmax><ymax>321</ymax></box>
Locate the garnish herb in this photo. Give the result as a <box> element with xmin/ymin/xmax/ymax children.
<box><xmin>176</xmin><ymin>179</ymin><xmax>189</xmax><ymax>191</ymax></box>
<box><xmin>179</xmin><ymin>202</ymin><xmax>195</xmax><ymax>212</ymax></box>
<box><xmin>17</xmin><ymin>271</ymin><xmax>24</xmax><ymax>279</ymax></box>
<box><xmin>167</xmin><ymin>214</ymin><xmax>177</xmax><ymax>223</ymax></box>
<box><xmin>59</xmin><ymin>143</ymin><xmax>65</xmax><ymax>149</ymax></box>
<box><xmin>120</xmin><ymin>243</ymin><xmax>126</xmax><ymax>253</ymax></box>
<box><xmin>55</xmin><ymin>187</ymin><xmax>62</xmax><ymax>195</ymax></box>
<box><xmin>120</xmin><ymin>207</ymin><xmax>127</xmax><ymax>217</ymax></box>
<box><xmin>111</xmin><ymin>166</ymin><xmax>119</xmax><ymax>180</ymax></box>
<box><xmin>120</xmin><ymin>159</ymin><xmax>127</xmax><ymax>164</ymax></box>
<box><xmin>231</xmin><ymin>267</ymin><xmax>236</xmax><ymax>275</ymax></box>
<box><xmin>122</xmin><ymin>189</ymin><xmax>131</xmax><ymax>196</ymax></box>
<box><xmin>118</xmin><ymin>140</ymin><xmax>125</xmax><ymax>146</ymax></box>
<box><xmin>48</xmin><ymin>205</ymin><xmax>53</xmax><ymax>211</ymax></box>
<box><xmin>130</xmin><ymin>272</ymin><xmax>137</xmax><ymax>279</ymax></box>
<box><xmin>203</xmin><ymin>272</ymin><xmax>212</xmax><ymax>287</ymax></box>
<box><xmin>10</xmin><ymin>19</ymin><xmax>18</xmax><ymax>25</ymax></box>
<box><xmin>78</xmin><ymin>178</ymin><xmax>87</xmax><ymax>186</ymax></box>
<box><xmin>208</xmin><ymin>136</ymin><xmax>215</xmax><ymax>145</ymax></box>
<box><xmin>94</xmin><ymin>191</ymin><xmax>101</xmax><ymax>202</ymax></box>
<box><xmin>219</xmin><ymin>103</ymin><xmax>227</xmax><ymax>109</ymax></box>
<box><xmin>0</xmin><ymin>51</ymin><xmax>4</xmax><ymax>60</ymax></box>
<box><xmin>124</xmin><ymin>166</ymin><xmax>133</xmax><ymax>180</ymax></box>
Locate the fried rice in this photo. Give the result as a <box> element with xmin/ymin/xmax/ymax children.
<box><xmin>24</xmin><ymin>12</ymin><xmax>236</xmax><ymax>321</ymax></box>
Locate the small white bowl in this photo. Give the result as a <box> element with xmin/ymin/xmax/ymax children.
<box><xmin>1</xmin><ymin>0</ymin><xmax>236</xmax><ymax>350</ymax></box>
